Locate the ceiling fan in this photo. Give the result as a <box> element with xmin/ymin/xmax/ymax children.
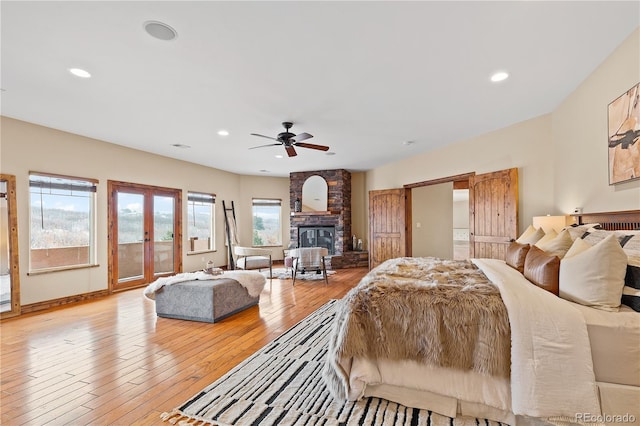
<box><xmin>249</xmin><ymin>122</ymin><xmax>329</xmax><ymax>157</ymax></box>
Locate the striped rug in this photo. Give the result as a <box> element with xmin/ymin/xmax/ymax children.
<box><xmin>161</xmin><ymin>300</ymin><xmax>504</xmax><ymax>426</ymax></box>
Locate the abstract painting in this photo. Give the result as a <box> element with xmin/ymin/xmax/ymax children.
<box><xmin>608</xmin><ymin>83</ymin><xmax>640</xmax><ymax>184</ymax></box>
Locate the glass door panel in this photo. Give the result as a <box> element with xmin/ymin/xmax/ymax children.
<box><xmin>153</xmin><ymin>195</ymin><xmax>175</xmax><ymax>276</ymax></box>
<box><xmin>117</xmin><ymin>192</ymin><xmax>146</xmax><ymax>283</ymax></box>
<box><xmin>1</xmin><ymin>180</ymin><xmax>11</xmax><ymax>313</ymax></box>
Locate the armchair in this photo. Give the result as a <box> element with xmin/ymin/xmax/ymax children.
<box><xmin>234</xmin><ymin>246</ymin><xmax>273</xmax><ymax>282</ymax></box>
<box><xmin>289</xmin><ymin>247</ymin><xmax>329</xmax><ymax>285</ymax></box>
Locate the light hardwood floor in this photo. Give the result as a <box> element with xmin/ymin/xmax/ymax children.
<box><xmin>0</xmin><ymin>268</ymin><xmax>368</xmax><ymax>425</ymax></box>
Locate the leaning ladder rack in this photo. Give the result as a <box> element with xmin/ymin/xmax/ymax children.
<box><xmin>222</xmin><ymin>200</ymin><xmax>236</xmax><ymax>270</ymax></box>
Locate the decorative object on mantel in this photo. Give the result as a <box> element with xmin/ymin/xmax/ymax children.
<box><xmin>608</xmin><ymin>82</ymin><xmax>640</xmax><ymax>185</ymax></box>
<box><xmin>357</xmin><ymin>239</ymin><xmax>363</xmax><ymax>251</ymax></box>
<box><xmin>294</xmin><ymin>197</ymin><xmax>301</xmax><ymax>212</ymax></box>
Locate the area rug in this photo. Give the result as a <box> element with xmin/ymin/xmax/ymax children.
<box><xmin>161</xmin><ymin>300</ymin><xmax>504</xmax><ymax>426</ymax></box>
<box><xmin>262</xmin><ymin>268</ymin><xmax>336</xmax><ymax>281</ymax></box>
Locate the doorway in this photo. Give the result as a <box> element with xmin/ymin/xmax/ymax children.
<box><xmin>108</xmin><ymin>181</ymin><xmax>182</xmax><ymax>291</ymax></box>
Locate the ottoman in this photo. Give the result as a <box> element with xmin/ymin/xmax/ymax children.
<box><xmin>154</xmin><ymin>278</ymin><xmax>260</xmax><ymax>323</ymax></box>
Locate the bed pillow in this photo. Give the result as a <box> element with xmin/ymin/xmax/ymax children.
<box><xmin>565</xmin><ymin>223</ymin><xmax>600</xmax><ymax>241</ymax></box>
<box><xmin>536</xmin><ymin>229</ymin><xmax>573</xmax><ymax>259</ymax></box>
<box><xmin>620</xmin><ymin>234</ymin><xmax>640</xmax><ymax>311</ymax></box>
<box><xmin>516</xmin><ymin>227</ymin><xmax>545</xmax><ymax>245</ymax></box>
<box><xmin>534</xmin><ymin>229</ymin><xmax>557</xmax><ymax>247</ymax></box>
<box><xmin>524</xmin><ymin>245</ymin><xmax>560</xmax><ymax>295</ymax></box>
<box><xmin>517</xmin><ymin>224</ymin><xmax>537</xmax><ymax>241</ymax></box>
<box><xmin>505</xmin><ymin>241</ymin><xmax>530</xmax><ymax>274</ymax></box>
<box><xmin>559</xmin><ymin>234</ymin><xmax>628</xmax><ymax>311</ymax></box>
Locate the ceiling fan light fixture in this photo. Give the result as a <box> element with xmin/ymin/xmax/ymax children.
<box><xmin>326</xmin><ymin>152</ymin><xmax>336</xmax><ymax>156</ymax></box>
<box><xmin>144</xmin><ymin>21</ymin><xmax>178</xmax><ymax>41</ymax></box>
<box><xmin>275</xmin><ymin>154</ymin><xmax>284</xmax><ymax>159</ymax></box>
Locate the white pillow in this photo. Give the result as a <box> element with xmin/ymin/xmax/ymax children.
<box><xmin>537</xmin><ymin>229</ymin><xmax>573</xmax><ymax>259</ymax></box>
<box><xmin>559</xmin><ymin>234</ymin><xmax>628</xmax><ymax>311</ymax></box>
<box><xmin>517</xmin><ymin>224</ymin><xmax>537</xmax><ymax>241</ymax></box>
<box><xmin>516</xmin><ymin>227</ymin><xmax>545</xmax><ymax>245</ymax></box>
<box><xmin>534</xmin><ymin>229</ymin><xmax>558</xmax><ymax>247</ymax></box>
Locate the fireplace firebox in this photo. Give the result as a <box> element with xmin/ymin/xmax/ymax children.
<box><xmin>298</xmin><ymin>226</ymin><xmax>335</xmax><ymax>255</ymax></box>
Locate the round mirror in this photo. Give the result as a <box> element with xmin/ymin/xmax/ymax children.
<box><xmin>301</xmin><ymin>175</ymin><xmax>328</xmax><ymax>212</ymax></box>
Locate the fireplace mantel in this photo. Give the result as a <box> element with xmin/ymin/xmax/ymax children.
<box><xmin>290</xmin><ymin>211</ymin><xmax>337</xmax><ymax>217</ymax></box>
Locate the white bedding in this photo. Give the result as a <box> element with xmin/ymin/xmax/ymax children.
<box><xmin>336</xmin><ymin>258</ymin><xmax>633</xmax><ymax>424</ymax></box>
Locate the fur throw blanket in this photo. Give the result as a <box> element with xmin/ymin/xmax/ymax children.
<box><xmin>323</xmin><ymin>257</ymin><xmax>510</xmax><ymax>399</ymax></box>
<box><xmin>143</xmin><ymin>270</ymin><xmax>266</xmax><ymax>300</ymax></box>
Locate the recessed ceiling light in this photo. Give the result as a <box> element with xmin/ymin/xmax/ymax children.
<box><xmin>144</xmin><ymin>21</ymin><xmax>178</xmax><ymax>41</ymax></box>
<box><xmin>275</xmin><ymin>154</ymin><xmax>283</xmax><ymax>159</ymax></box>
<box><xmin>403</xmin><ymin>141</ymin><xmax>415</xmax><ymax>146</ymax></box>
<box><xmin>259</xmin><ymin>169</ymin><xmax>270</xmax><ymax>173</ymax></box>
<box><xmin>171</xmin><ymin>143</ymin><xmax>191</xmax><ymax>149</ymax></box>
<box><xmin>69</xmin><ymin>68</ymin><xmax>91</xmax><ymax>78</ymax></box>
<box><xmin>217</xmin><ymin>130</ymin><xmax>229</xmax><ymax>136</ymax></box>
<box><xmin>490</xmin><ymin>71</ymin><xmax>509</xmax><ymax>82</ymax></box>
<box><xmin>326</xmin><ymin>152</ymin><xmax>336</xmax><ymax>156</ymax></box>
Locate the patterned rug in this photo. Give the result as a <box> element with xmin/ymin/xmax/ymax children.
<box><xmin>262</xmin><ymin>268</ymin><xmax>336</xmax><ymax>281</ymax></box>
<box><xmin>161</xmin><ymin>300</ymin><xmax>505</xmax><ymax>426</ymax></box>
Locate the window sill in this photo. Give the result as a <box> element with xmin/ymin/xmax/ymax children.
<box><xmin>187</xmin><ymin>249</ymin><xmax>217</xmax><ymax>256</ymax></box>
<box><xmin>28</xmin><ymin>263</ymin><xmax>100</xmax><ymax>276</ymax></box>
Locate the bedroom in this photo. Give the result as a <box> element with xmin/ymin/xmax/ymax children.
<box><xmin>1</xmin><ymin>1</ymin><xmax>640</xmax><ymax>424</ymax></box>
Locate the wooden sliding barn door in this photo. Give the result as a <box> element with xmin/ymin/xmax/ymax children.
<box><xmin>369</xmin><ymin>188</ymin><xmax>411</xmax><ymax>269</ymax></box>
<box><xmin>469</xmin><ymin>168</ymin><xmax>518</xmax><ymax>260</ymax></box>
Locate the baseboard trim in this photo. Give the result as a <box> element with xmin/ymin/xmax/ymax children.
<box><xmin>20</xmin><ymin>289</ymin><xmax>110</xmax><ymax>315</ymax></box>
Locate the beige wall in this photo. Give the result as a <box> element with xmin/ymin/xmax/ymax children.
<box><xmin>366</xmin><ymin>28</ymin><xmax>640</xmax><ymax>236</ymax></box>
<box><xmin>412</xmin><ymin>183</ymin><xmax>453</xmax><ymax>258</ymax></box>
<box><xmin>553</xmin><ymin>28</ymin><xmax>640</xmax><ymax>213</ymax></box>
<box><xmin>351</xmin><ymin>172</ymin><xmax>367</xmax><ymax>245</ymax></box>
<box><xmin>367</xmin><ymin>114</ymin><xmax>555</xmax><ymax>236</ymax></box>
<box><xmin>0</xmin><ymin>117</ymin><xmax>289</xmax><ymax>305</ymax></box>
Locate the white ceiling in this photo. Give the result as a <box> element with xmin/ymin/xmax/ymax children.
<box><xmin>2</xmin><ymin>1</ymin><xmax>638</xmax><ymax>177</ymax></box>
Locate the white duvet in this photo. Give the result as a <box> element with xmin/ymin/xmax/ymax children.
<box><xmin>340</xmin><ymin>259</ymin><xmax>602</xmax><ymax>423</ymax></box>
<box><xmin>473</xmin><ymin>259</ymin><xmax>601</xmax><ymax>420</ymax></box>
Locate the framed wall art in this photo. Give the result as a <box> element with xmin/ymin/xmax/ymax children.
<box><xmin>608</xmin><ymin>82</ymin><xmax>640</xmax><ymax>185</ymax></box>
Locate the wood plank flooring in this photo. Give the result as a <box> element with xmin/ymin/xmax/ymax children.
<box><xmin>0</xmin><ymin>268</ymin><xmax>368</xmax><ymax>425</ymax></box>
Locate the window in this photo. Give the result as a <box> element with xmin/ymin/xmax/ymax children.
<box><xmin>29</xmin><ymin>172</ymin><xmax>97</xmax><ymax>272</ymax></box>
<box><xmin>252</xmin><ymin>198</ymin><xmax>282</xmax><ymax>246</ymax></box>
<box><xmin>187</xmin><ymin>192</ymin><xmax>215</xmax><ymax>252</ymax></box>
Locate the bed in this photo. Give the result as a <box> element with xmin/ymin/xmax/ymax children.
<box><xmin>323</xmin><ymin>211</ymin><xmax>640</xmax><ymax>425</ymax></box>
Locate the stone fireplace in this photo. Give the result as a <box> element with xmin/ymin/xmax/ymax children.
<box><xmin>289</xmin><ymin>169</ymin><xmax>368</xmax><ymax>268</ymax></box>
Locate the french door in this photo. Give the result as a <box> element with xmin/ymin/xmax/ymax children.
<box><xmin>108</xmin><ymin>181</ymin><xmax>182</xmax><ymax>291</ymax></box>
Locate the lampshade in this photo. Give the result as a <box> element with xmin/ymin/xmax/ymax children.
<box><xmin>532</xmin><ymin>215</ymin><xmax>569</xmax><ymax>234</ymax></box>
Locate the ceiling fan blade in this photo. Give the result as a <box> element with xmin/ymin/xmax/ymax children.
<box><xmin>294</xmin><ymin>142</ymin><xmax>330</xmax><ymax>151</ymax></box>
<box><xmin>285</xmin><ymin>146</ymin><xmax>297</xmax><ymax>157</ymax></box>
<box><xmin>290</xmin><ymin>132</ymin><xmax>313</xmax><ymax>143</ymax></box>
<box><xmin>250</xmin><ymin>133</ymin><xmax>278</xmax><ymax>141</ymax></box>
<box><xmin>249</xmin><ymin>143</ymin><xmax>281</xmax><ymax>150</ymax></box>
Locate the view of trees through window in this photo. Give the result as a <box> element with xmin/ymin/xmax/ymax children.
<box><xmin>187</xmin><ymin>192</ymin><xmax>215</xmax><ymax>251</ymax></box>
<box><xmin>252</xmin><ymin>199</ymin><xmax>281</xmax><ymax>246</ymax></box>
<box><xmin>29</xmin><ymin>173</ymin><xmax>97</xmax><ymax>270</ymax></box>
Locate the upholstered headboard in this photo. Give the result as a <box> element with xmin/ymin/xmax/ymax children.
<box><xmin>572</xmin><ymin>210</ymin><xmax>640</xmax><ymax>231</ymax></box>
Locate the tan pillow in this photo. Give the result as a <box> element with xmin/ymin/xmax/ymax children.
<box><xmin>524</xmin><ymin>245</ymin><xmax>560</xmax><ymax>295</ymax></box>
<box><xmin>516</xmin><ymin>227</ymin><xmax>545</xmax><ymax>245</ymax></box>
<box><xmin>505</xmin><ymin>241</ymin><xmax>531</xmax><ymax>274</ymax></box>
<box><xmin>534</xmin><ymin>229</ymin><xmax>558</xmax><ymax>247</ymax></box>
<box><xmin>559</xmin><ymin>234</ymin><xmax>628</xmax><ymax>311</ymax></box>
<box><xmin>537</xmin><ymin>229</ymin><xmax>573</xmax><ymax>259</ymax></box>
